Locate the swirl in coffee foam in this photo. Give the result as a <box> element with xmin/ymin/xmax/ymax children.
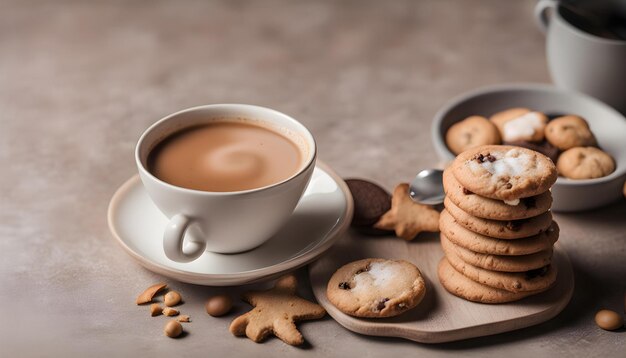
<box><xmin>148</xmin><ymin>119</ymin><xmax>305</xmax><ymax>192</ymax></box>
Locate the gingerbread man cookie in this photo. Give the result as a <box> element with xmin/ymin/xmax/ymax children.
<box><xmin>374</xmin><ymin>183</ymin><xmax>440</xmax><ymax>240</ymax></box>
<box><xmin>229</xmin><ymin>274</ymin><xmax>326</xmax><ymax>346</ymax></box>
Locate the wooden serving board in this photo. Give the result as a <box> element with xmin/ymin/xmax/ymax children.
<box><xmin>309</xmin><ymin>230</ymin><xmax>574</xmax><ymax>343</ymax></box>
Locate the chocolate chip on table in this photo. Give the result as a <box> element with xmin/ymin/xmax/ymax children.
<box><xmin>376</xmin><ymin>298</ymin><xmax>390</xmax><ymax>311</ymax></box>
<box><xmin>345</xmin><ymin>179</ymin><xmax>392</xmax><ymax>228</ymax></box>
<box><xmin>338</xmin><ymin>282</ymin><xmax>351</xmax><ymax>290</ymax></box>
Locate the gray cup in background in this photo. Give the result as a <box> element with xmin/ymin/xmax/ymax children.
<box><xmin>535</xmin><ymin>0</ymin><xmax>626</xmax><ymax>113</ymax></box>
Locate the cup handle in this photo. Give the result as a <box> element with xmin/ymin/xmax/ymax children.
<box><xmin>534</xmin><ymin>0</ymin><xmax>557</xmax><ymax>34</ymax></box>
<box><xmin>163</xmin><ymin>214</ymin><xmax>206</xmax><ymax>263</ymax></box>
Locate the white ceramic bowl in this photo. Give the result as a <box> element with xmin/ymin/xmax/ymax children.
<box><xmin>431</xmin><ymin>83</ymin><xmax>626</xmax><ymax>212</ymax></box>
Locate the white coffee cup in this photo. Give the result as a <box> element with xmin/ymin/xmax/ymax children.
<box><xmin>135</xmin><ymin>104</ymin><xmax>317</xmax><ymax>263</ymax></box>
<box><xmin>535</xmin><ymin>0</ymin><xmax>626</xmax><ymax>113</ymax></box>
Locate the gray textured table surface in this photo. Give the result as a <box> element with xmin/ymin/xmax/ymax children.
<box><xmin>1</xmin><ymin>0</ymin><xmax>625</xmax><ymax>357</ymax></box>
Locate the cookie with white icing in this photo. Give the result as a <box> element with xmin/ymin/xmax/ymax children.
<box><xmin>326</xmin><ymin>258</ymin><xmax>426</xmax><ymax>318</ymax></box>
<box><xmin>451</xmin><ymin>145</ymin><xmax>558</xmax><ymax>201</ymax></box>
<box><xmin>490</xmin><ymin>108</ymin><xmax>548</xmax><ymax>142</ymax></box>
<box><xmin>443</xmin><ymin>167</ymin><xmax>552</xmax><ymax>220</ymax></box>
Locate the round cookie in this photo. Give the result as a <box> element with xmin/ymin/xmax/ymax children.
<box><xmin>440</xmin><ymin>209</ymin><xmax>559</xmax><ymax>256</ymax></box>
<box><xmin>345</xmin><ymin>179</ymin><xmax>391</xmax><ymax>227</ymax></box>
<box><xmin>444</xmin><ymin>244</ymin><xmax>557</xmax><ymax>293</ymax></box>
<box><xmin>490</xmin><ymin>108</ymin><xmax>548</xmax><ymax>142</ymax></box>
<box><xmin>557</xmin><ymin>147</ymin><xmax>615</xmax><ymax>179</ymax></box>
<box><xmin>545</xmin><ymin>115</ymin><xmax>597</xmax><ymax>151</ymax></box>
<box><xmin>443</xmin><ymin>167</ymin><xmax>552</xmax><ymax>220</ymax></box>
<box><xmin>451</xmin><ymin>145</ymin><xmax>558</xmax><ymax>201</ymax></box>
<box><xmin>440</xmin><ymin>234</ymin><xmax>553</xmax><ymax>272</ymax></box>
<box><xmin>444</xmin><ymin>196</ymin><xmax>553</xmax><ymax>239</ymax></box>
<box><xmin>445</xmin><ymin>116</ymin><xmax>501</xmax><ymax>155</ymax></box>
<box><xmin>326</xmin><ymin>258</ymin><xmax>426</xmax><ymax>318</ymax></box>
<box><xmin>438</xmin><ymin>258</ymin><xmax>551</xmax><ymax>303</ymax></box>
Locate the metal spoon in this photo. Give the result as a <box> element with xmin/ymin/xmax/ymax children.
<box><xmin>409</xmin><ymin>169</ymin><xmax>444</xmax><ymax>205</ymax></box>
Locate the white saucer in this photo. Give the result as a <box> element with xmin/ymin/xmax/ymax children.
<box><xmin>107</xmin><ymin>161</ymin><xmax>353</xmax><ymax>286</ymax></box>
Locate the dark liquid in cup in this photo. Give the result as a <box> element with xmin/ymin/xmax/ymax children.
<box><xmin>559</xmin><ymin>1</ymin><xmax>626</xmax><ymax>40</ymax></box>
<box><xmin>148</xmin><ymin>120</ymin><xmax>305</xmax><ymax>192</ymax></box>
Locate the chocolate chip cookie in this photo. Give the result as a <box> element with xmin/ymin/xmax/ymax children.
<box><xmin>326</xmin><ymin>258</ymin><xmax>426</xmax><ymax>318</ymax></box>
<box><xmin>345</xmin><ymin>179</ymin><xmax>392</xmax><ymax>227</ymax></box>
<box><xmin>440</xmin><ymin>209</ymin><xmax>559</xmax><ymax>256</ymax></box>
<box><xmin>451</xmin><ymin>145</ymin><xmax>558</xmax><ymax>201</ymax></box>
<box><xmin>557</xmin><ymin>146</ymin><xmax>615</xmax><ymax>179</ymax></box>
<box><xmin>441</xmin><ymin>233</ymin><xmax>553</xmax><ymax>272</ymax></box>
<box><xmin>445</xmin><ymin>115</ymin><xmax>501</xmax><ymax>155</ymax></box>
<box><xmin>444</xmin><ymin>242</ymin><xmax>557</xmax><ymax>293</ymax></box>
<box><xmin>443</xmin><ymin>167</ymin><xmax>552</xmax><ymax>220</ymax></box>
<box><xmin>438</xmin><ymin>258</ymin><xmax>551</xmax><ymax>303</ymax></box>
<box><xmin>444</xmin><ymin>196</ymin><xmax>553</xmax><ymax>239</ymax></box>
<box><xmin>545</xmin><ymin>115</ymin><xmax>597</xmax><ymax>151</ymax></box>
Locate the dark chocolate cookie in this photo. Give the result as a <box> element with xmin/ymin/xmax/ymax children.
<box><xmin>345</xmin><ymin>179</ymin><xmax>391</xmax><ymax>227</ymax></box>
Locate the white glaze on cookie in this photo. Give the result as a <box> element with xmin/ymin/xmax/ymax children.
<box><xmin>502</xmin><ymin>112</ymin><xmax>544</xmax><ymax>142</ymax></box>
<box><xmin>452</xmin><ymin>145</ymin><xmax>557</xmax><ymax>201</ymax></box>
<box><xmin>467</xmin><ymin>148</ymin><xmax>534</xmax><ymax>180</ymax></box>
<box><xmin>353</xmin><ymin>261</ymin><xmax>402</xmax><ymax>294</ymax></box>
<box><xmin>503</xmin><ymin>198</ymin><xmax>520</xmax><ymax>206</ymax></box>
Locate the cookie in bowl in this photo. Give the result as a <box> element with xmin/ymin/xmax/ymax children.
<box><xmin>490</xmin><ymin>108</ymin><xmax>548</xmax><ymax>142</ymax></box>
<box><xmin>445</xmin><ymin>115</ymin><xmax>501</xmax><ymax>155</ymax></box>
<box><xmin>432</xmin><ymin>84</ymin><xmax>626</xmax><ymax>211</ymax></box>
<box><xmin>545</xmin><ymin>115</ymin><xmax>596</xmax><ymax>151</ymax></box>
<box><xmin>557</xmin><ymin>147</ymin><xmax>615</xmax><ymax>180</ymax></box>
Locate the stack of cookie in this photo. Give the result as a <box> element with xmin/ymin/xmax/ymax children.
<box><xmin>438</xmin><ymin>145</ymin><xmax>559</xmax><ymax>303</ymax></box>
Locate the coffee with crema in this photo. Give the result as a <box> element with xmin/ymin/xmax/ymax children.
<box><xmin>148</xmin><ymin>119</ymin><xmax>305</xmax><ymax>192</ymax></box>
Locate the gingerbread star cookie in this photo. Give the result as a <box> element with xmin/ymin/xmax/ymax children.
<box><xmin>229</xmin><ymin>274</ymin><xmax>326</xmax><ymax>346</ymax></box>
<box><xmin>374</xmin><ymin>183</ymin><xmax>440</xmax><ymax>240</ymax></box>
